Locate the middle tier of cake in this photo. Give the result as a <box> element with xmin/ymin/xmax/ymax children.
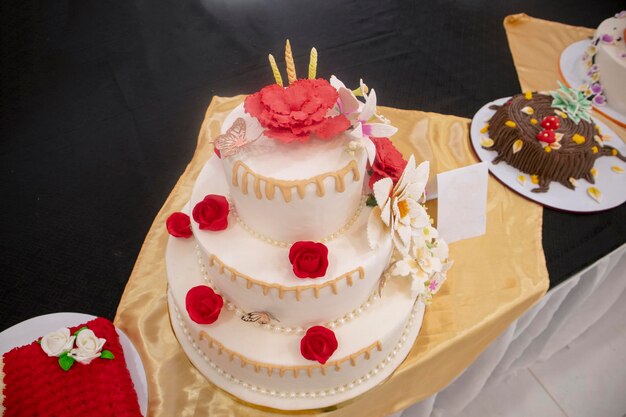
<box><xmin>190</xmin><ymin>156</ymin><xmax>394</xmax><ymax>328</ymax></box>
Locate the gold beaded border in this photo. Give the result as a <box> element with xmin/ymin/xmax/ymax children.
<box><xmin>229</xmin><ymin>194</ymin><xmax>368</xmax><ymax>249</ymax></box>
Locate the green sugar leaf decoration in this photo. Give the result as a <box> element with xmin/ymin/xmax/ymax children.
<box><xmin>366</xmin><ymin>194</ymin><xmax>378</xmax><ymax>207</ymax></box>
<box><xmin>58</xmin><ymin>352</ymin><xmax>75</xmax><ymax>371</ymax></box>
<box><xmin>73</xmin><ymin>326</ymin><xmax>89</xmax><ymax>336</ymax></box>
<box><xmin>100</xmin><ymin>350</ymin><xmax>115</xmax><ymax>360</ymax></box>
<box><xmin>550</xmin><ymin>81</ymin><xmax>592</xmax><ymax>124</ymax></box>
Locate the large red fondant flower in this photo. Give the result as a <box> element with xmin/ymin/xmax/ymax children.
<box><xmin>288</xmin><ymin>241</ymin><xmax>329</xmax><ymax>279</ymax></box>
<box><xmin>192</xmin><ymin>195</ymin><xmax>229</xmax><ymax>231</ymax></box>
<box><xmin>368</xmin><ymin>136</ymin><xmax>407</xmax><ymax>189</ymax></box>
<box><xmin>244</xmin><ymin>79</ymin><xmax>350</xmax><ymax>144</ymax></box>
<box><xmin>185</xmin><ymin>286</ymin><xmax>223</xmax><ymax>324</ymax></box>
<box><xmin>166</xmin><ymin>212</ymin><xmax>192</xmax><ymax>238</ymax></box>
<box><xmin>300</xmin><ymin>326</ymin><xmax>338</xmax><ymax>364</ymax></box>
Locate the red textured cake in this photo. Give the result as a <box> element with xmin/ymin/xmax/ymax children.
<box><xmin>1</xmin><ymin>317</ymin><xmax>142</xmax><ymax>417</ymax></box>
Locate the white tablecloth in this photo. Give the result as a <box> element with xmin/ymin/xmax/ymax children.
<box><xmin>393</xmin><ymin>242</ymin><xmax>626</xmax><ymax>417</ymax></box>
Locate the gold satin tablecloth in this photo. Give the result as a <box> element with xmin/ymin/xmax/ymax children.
<box><xmin>504</xmin><ymin>13</ymin><xmax>626</xmax><ymax>141</ymax></box>
<box><xmin>115</xmin><ymin>94</ymin><xmax>548</xmax><ymax>416</ymax></box>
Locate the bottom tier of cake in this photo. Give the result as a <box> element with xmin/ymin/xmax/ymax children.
<box><xmin>166</xmin><ymin>234</ymin><xmax>425</xmax><ymax>410</ymax></box>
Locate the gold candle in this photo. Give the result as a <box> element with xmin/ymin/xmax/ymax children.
<box><xmin>308</xmin><ymin>47</ymin><xmax>317</xmax><ymax>79</ymax></box>
<box><xmin>285</xmin><ymin>39</ymin><xmax>297</xmax><ymax>84</ymax></box>
<box><xmin>268</xmin><ymin>54</ymin><xmax>283</xmax><ymax>87</ymax></box>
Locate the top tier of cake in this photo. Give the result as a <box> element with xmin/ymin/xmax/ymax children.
<box><xmin>593</xmin><ymin>12</ymin><xmax>626</xmax><ymax>114</ymax></box>
<box><xmin>219</xmin><ymin>105</ymin><xmax>367</xmax><ymax>244</ymax></box>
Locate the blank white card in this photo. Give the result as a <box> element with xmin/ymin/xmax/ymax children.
<box><xmin>436</xmin><ymin>162</ymin><xmax>488</xmax><ymax>244</ymax></box>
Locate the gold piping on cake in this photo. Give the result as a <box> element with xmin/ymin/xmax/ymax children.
<box><xmin>208</xmin><ymin>254</ymin><xmax>365</xmax><ymax>300</ymax></box>
<box><xmin>198</xmin><ymin>331</ymin><xmax>382</xmax><ymax>377</ymax></box>
<box><xmin>232</xmin><ymin>159</ymin><xmax>360</xmax><ymax>202</ymax></box>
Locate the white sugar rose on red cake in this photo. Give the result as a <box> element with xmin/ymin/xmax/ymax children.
<box><xmin>40</xmin><ymin>328</ymin><xmax>75</xmax><ymax>357</ymax></box>
<box><xmin>68</xmin><ymin>329</ymin><xmax>107</xmax><ymax>365</ymax></box>
<box><xmin>164</xmin><ymin>40</ymin><xmax>452</xmax><ymax>410</ymax></box>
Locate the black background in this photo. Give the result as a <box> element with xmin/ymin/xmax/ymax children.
<box><xmin>1</xmin><ymin>0</ymin><xmax>624</xmax><ymax>330</ymax></box>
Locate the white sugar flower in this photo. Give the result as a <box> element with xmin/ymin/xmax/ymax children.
<box><xmin>330</xmin><ymin>76</ymin><xmax>377</xmax><ymax>164</ymax></box>
<box><xmin>330</xmin><ymin>76</ymin><xmax>398</xmax><ymax>165</ymax></box>
<box><xmin>330</xmin><ymin>75</ymin><xmax>362</xmax><ymax>121</ymax></box>
<box><xmin>350</xmin><ymin>89</ymin><xmax>398</xmax><ymax>142</ymax></box>
<box><xmin>367</xmin><ymin>156</ymin><xmax>430</xmax><ymax>254</ymax></box>
<box><xmin>69</xmin><ymin>329</ymin><xmax>106</xmax><ymax>365</ymax></box>
<box><xmin>391</xmin><ymin>237</ymin><xmax>451</xmax><ymax>298</ymax></box>
<box><xmin>40</xmin><ymin>328</ymin><xmax>75</xmax><ymax>357</ymax></box>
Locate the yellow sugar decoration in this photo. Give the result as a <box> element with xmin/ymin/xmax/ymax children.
<box><xmin>517</xmin><ymin>175</ymin><xmax>526</xmax><ymax>185</ymax></box>
<box><xmin>521</xmin><ymin>106</ymin><xmax>534</xmax><ymax>115</ymax></box>
<box><xmin>505</xmin><ymin>120</ymin><xmax>517</xmax><ymax>128</ymax></box>
<box><xmin>512</xmin><ymin>139</ymin><xmax>523</xmax><ymax>153</ymax></box>
<box><xmin>569</xmin><ymin>177</ymin><xmax>578</xmax><ymax>187</ymax></box>
<box><xmin>530</xmin><ymin>118</ymin><xmax>538</xmax><ymax>125</ymax></box>
<box><xmin>524</xmin><ymin>91</ymin><xmax>533</xmax><ymax>99</ymax></box>
<box><xmin>268</xmin><ymin>54</ymin><xmax>283</xmax><ymax>87</ymax></box>
<box><xmin>572</xmin><ymin>134</ymin><xmax>586</xmax><ymax>145</ymax></box>
<box><xmin>595</xmin><ymin>125</ymin><xmax>601</xmax><ymax>131</ymax></box>
<box><xmin>611</xmin><ymin>166</ymin><xmax>624</xmax><ymax>174</ymax></box>
<box><xmin>592</xmin><ymin>146</ymin><xmax>599</xmax><ymax>154</ymax></box>
<box><xmin>612</xmin><ymin>149</ymin><xmax>618</xmax><ymax>156</ymax></box>
<box><xmin>308</xmin><ymin>47</ymin><xmax>317</xmax><ymax>79</ymax></box>
<box><xmin>480</xmin><ymin>124</ymin><xmax>489</xmax><ymax>134</ymax></box>
<box><xmin>587</xmin><ymin>187</ymin><xmax>601</xmax><ymax>203</ymax></box>
<box><xmin>285</xmin><ymin>39</ymin><xmax>297</xmax><ymax>85</ymax></box>
<box><xmin>480</xmin><ymin>137</ymin><xmax>494</xmax><ymax>148</ymax></box>
<box><xmin>555</xmin><ymin>110</ymin><xmax>568</xmax><ymax>119</ymax></box>
<box><xmin>590</xmin><ymin>167</ymin><xmax>598</xmax><ymax>177</ymax></box>
<box><xmin>531</xmin><ymin>174</ymin><xmax>539</xmax><ymax>184</ymax></box>
<box><xmin>544</xmin><ymin>146</ymin><xmax>552</xmax><ymax>153</ymax></box>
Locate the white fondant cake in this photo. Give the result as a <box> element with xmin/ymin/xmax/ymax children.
<box><xmin>165</xmin><ymin>43</ymin><xmax>451</xmax><ymax>410</ymax></box>
<box><xmin>582</xmin><ymin>12</ymin><xmax>626</xmax><ymax>114</ymax></box>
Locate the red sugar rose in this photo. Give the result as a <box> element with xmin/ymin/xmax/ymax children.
<box><xmin>368</xmin><ymin>136</ymin><xmax>407</xmax><ymax>189</ymax></box>
<box><xmin>244</xmin><ymin>78</ymin><xmax>350</xmax><ymax>144</ymax></box>
<box><xmin>166</xmin><ymin>212</ymin><xmax>192</xmax><ymax>238</ymax></box>
<box><xmin>192</xmin><ymin>194</ymin><xmax>229</xmax><ymax>231</ymax></box>
<box><xmin>300</xmin><ymin>326</ymin><xmax>338</xmax><ymax>364</ymax></box>
<box><xmin>536</xmin><ymin>129</ymin><xmax>556</xmax><ymax>144</ymax></box>
<box><xmin>289</xmin><ymin>241</ymin><xmax>329</xmax><ymax>279</ymax></box>
<box><xmin>186</xmin><ymin>286</ymin><xmax>223</xmax><ymax>324</ymax></box>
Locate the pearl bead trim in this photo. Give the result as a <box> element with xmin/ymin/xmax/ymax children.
<box><xmin>229</xmin><ymin>195</ymin><xmax>368</xmax><ymax>248</ymax></box>
<box><xmin>196</xmin><ymin>245</ymin><xmax>382</xmax><ymax>335</ymax></box>
<box><xmin>173</xmin><ymin>299</ymin><xmax>420</xmax><ymax>398</ymax></box>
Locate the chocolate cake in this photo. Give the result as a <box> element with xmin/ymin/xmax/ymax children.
<box><xmin>484</xmin><ymin>91</ymin><xmax>625</xmax><ymax>193</ymax></box>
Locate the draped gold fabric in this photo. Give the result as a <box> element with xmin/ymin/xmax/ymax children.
<box><xmin>504</xmin><ymin>13</ymin><xmax>626</xmax><ymax>141</ymax></box>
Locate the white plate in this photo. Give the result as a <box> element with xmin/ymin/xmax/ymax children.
<box><xmin>559</xmin><ymin>39</ymin><xmax>626</xmax><ymax>127</ymax></box>
<box><xmin>470</xmin><ymin>97</ymin><xmax>626</xmax><ymax>212</ymax></box>
<box><xmin>0</xmin><ymin>312</ymin><xmax>148</xmax><ymax>416</ymax></box>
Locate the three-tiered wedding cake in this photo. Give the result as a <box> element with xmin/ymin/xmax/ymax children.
<box><xmin>165</xmin><ymin>42</ymin><xmax>451</xmax><ymax>410</ymax></box>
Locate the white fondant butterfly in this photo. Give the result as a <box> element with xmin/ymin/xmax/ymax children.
<box><xmin>213</xmin><ymin>117</ymin><xmax>261</xmax><ymax>158</ymax></box>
